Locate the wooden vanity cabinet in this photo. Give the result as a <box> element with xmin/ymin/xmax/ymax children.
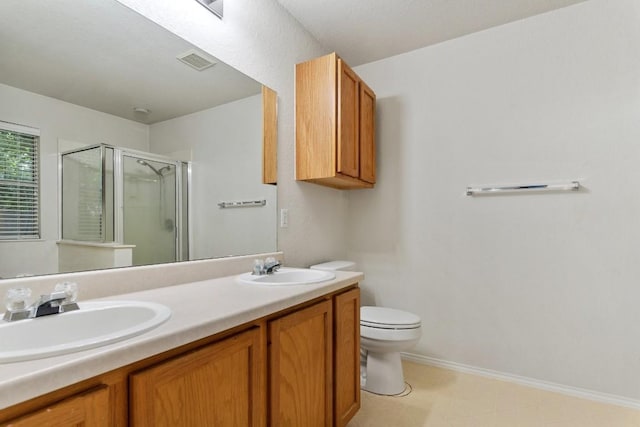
<box><xmin>333</xmin><ymin>287</ymin><xmax>361</xmax><ymax>427</ymax></box>
<box><xmin>130</xmin><ymin>327</ymin><xmax>265</xmax><ymax>427</ymax></box>
<box><xmin>1</xmin><ymin>385</ymin><xmax>111</xmax><ymax>426</ymax></box>
<box><xmin>1</xmin><ymin>285</ymin><xmax>360</xmax><ymax>427</ymax></box>
<box><xmin>296</xmin><ymin>52</ymin><xmax>376</xmax><ymax>189</ymax></box>
<box><xmin>269</xmin><ymin>300</ymin><xmax>333</xmax><ymax>426</ymax></box>
<box><xmin>268</xmin><ymin>287</ymin><xmax>361</xmax><ymax>427</ymax></box>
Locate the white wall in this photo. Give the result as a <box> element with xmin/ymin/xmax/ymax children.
<box><xmin>0</xmin><ymin>84</ymin><xmax>148</xmax><ymax>278</ymax></box>
<box><xmin>117</xmin><ymin>0</ymin><xmax>348</xmax><ymax>268</ymax></box>
<box><xmin>150</xmin><ymin>94</ymin><xmax>277</xmax><ymax>259</ymax></box>
<box><xmin>349</xmin><ymin>0</ymin><xmax>640</xmax><ymax>400</ymax></box>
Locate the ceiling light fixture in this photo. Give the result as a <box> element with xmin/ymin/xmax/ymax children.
<box><xmin>196</xmin><ymin>0</ymin><xmax>223</xmax><ymax>19</ymax></box>
<box><xmin>133</xmin><ymin>107</ymin><xmax>150</xmax><ymax>114</ymax></box>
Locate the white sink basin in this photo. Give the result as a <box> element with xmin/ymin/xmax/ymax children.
<box><xmin>0</xmin><ymin>300</ymin><xmax>171</xmax><ymax>363</ymax></box>
<box><xmin>236</xmin><ymin>267</ymin><xmax>335</xmax><ymax>286</ymax></box>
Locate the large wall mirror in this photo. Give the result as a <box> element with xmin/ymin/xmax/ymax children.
<box><xmin>0</xmin><ymin>0</ymin><xmax>277</xmax><ymax>279</ymax></box>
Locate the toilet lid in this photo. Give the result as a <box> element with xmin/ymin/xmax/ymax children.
<box><xmin>360</xmin><ymin>306</ymin><xmax>421</xmax><ymax>329</ymax></box>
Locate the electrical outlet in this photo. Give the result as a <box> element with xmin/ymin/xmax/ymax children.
<box><xmin>280</xmin><ymin>208</ymin><xmax>289</xmax><ymax>228</ymax></box>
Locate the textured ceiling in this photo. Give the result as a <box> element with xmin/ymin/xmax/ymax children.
<box><xmin>276</xmin><ymin>0</ymin><xmax>588</xmax><ymax>66</ymax></box>
<box><xmin>0</xmin><ymin>0</ymin><xmax>590</xmax><ymax>123</ymax></box>
<box><xmin>0</xmin><ymin>0</ymin><xmax>261</xmax><ymax>124</ymax></box>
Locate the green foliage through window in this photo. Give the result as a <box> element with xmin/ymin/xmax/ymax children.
<box><xmin>0</xmin><ymin>126</ymin><xmax>40</xmax><ymax>240</ymax></box>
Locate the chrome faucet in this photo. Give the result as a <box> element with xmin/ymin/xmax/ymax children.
<box><xmin>3</xmin><ymin>283</ymin><xmax>80</xmax><ymax>322</ymax></box>
<box><xmin>252</xmin><ymin>257</ymin><xmax>281</xmax><ymax>275</ymax></box>
<box><xmin>264</xmin><ymin>260</ymin><xmax>281</xmax><ymax>274</ymax></box>
<box><xmin>32</xmin><ymin>291</ymin><xmax>77</xmax><ymax>317</ymax></box>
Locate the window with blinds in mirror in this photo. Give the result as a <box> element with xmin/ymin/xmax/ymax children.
<box><xmin>0</xmin><ymin>122</ymin><xmax>40</xmax><ymax>240</ymax></box>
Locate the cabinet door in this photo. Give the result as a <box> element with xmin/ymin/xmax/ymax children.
<box><xmin>334</xmin><ymin>288</ymin><xmax>361</xmax><ymax>427</ymax></box>
<box><xmin>269</xmin><ymin>300</ymin><xmax>333</xmax><ymax>427</ymax></box>
<box><xmin>130</xmin><ymin>328</ymin><xmax>265</xmax><ymax>427</ymax></box>
<box><xmin>295</xmin><ymin>53</ymin><xmax>337</xmax><ymax>182</ymax></box>
<box><xmin>359</xmin><ymin>82</ymin><xmax>376</xmax><ymax>184</ymax></box>
<box><xmin>3</xmin><ymin>385</ymin><xmax>110</xmax><ymax>427</ymax></box>
<box><xmin>337</xmin><ymin>59</ymin><xmax>360</xmax><ymax>179</ymax></box>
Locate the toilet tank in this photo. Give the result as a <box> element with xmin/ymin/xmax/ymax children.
<box><xmin>309</xmin><ymin>260</ymin><xmax>356</xmax><ymax>271</ymax></box>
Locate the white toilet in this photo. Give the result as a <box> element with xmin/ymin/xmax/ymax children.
<box><xmin>310</xmin><ymin>261</ymin><xmax>422</xmax><ymax>396</ymax></box>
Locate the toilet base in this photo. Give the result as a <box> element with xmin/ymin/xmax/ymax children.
<box><xmin>362</xmin><ymin>350</ymin><xmax>406</xmax><ymax>395</ymax></box>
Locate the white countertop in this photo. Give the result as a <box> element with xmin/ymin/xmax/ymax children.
<box><xmin>0</xmin><ymin>270</ymin><xmax>363</xmax><ymax>410</ymax></box>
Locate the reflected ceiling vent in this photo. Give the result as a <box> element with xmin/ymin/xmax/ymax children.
<box><xmin>176</xmin><ymin>49</ymin><xmax>217</xmax><ymax>71</ymax></box>
<box><xmin>196</xmin><ymin>0</ymin><xmax>223</xmax><ymax>19</ymax></box>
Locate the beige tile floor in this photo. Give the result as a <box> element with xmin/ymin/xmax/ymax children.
<box><xmin>349</xmin><ymin>361</ymin><xmax>640</xmax><ymax>427</ymax></box>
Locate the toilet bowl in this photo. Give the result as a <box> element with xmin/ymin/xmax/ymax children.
<box><xmin>310</xmin><ymin>261</ymin><xmax>422</xmax><ymax>396</ymax></box>
<box><xmin>360</xmin><ymin>306</ymin><xmax>421</xmax><ymax>395</ymax></box>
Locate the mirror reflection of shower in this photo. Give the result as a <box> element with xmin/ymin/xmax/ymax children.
<box><xmin>136</xmin><ymin>159</ymin><xmax>172</xmax><ymax>177</ymax></box>
<box><xmin>61</xmin><ymin>144</ymin><xmax>189</xmax><ymax>268</ymax></box>
<box><xmin>123</xmin><ymin>155</ymin><xmax>177</xmax><ymax>266</ymax></box>
<box><xmin>134</xmin><ymin>158</ymin><xmax>175</xmax><ymax>235</ymax></box>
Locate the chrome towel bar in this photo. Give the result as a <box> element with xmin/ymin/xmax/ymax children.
<box><xmin>466</xmin><ymin>181</ymin><xmax>580</xmax><ymax>196</ymax></box>
<box><xmin>218</xmin><ymin>199</ymin><xmax>266</xmax><ymax>208</ymax></box>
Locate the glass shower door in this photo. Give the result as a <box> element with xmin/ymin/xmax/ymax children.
<box><xmin>61</xmin><ymin>146</ymin><xmax>107</xmax><ymax>241</ymax></box>
<box><xmin>122</xmin><ymin>155</ymin><xmax>177</xmax><ymax>266</ymax></box>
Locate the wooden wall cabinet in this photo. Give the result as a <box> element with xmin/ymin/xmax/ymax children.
<box><xmin>2</xmin><ymin>286</ymin><xmax>360</xmax><ymax>427</ymax></box>
<box><xmin>296</xmin><ymin>53</ymin><xmax>376</xmax><ymax>189</ymax></box>
<box><xmin>262</xmin><ymin>86</ymin><xmax>278</xmax><ymax>185</ymax></box>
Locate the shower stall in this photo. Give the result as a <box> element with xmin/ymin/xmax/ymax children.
<box><xmin>60</xmin><ymin>144</ymin><xmax>189</xmax><ymax>267</ymax></box>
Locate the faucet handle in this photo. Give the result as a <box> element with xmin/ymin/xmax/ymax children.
<box><xmin>253</xmin><ymin>259</ymin><xmax>265</xmax><ymax>275</ymax></box>
<box><xmin>54</xmin><ymin>282</ymin><xmax>78</xmax><ymax>303</ymax></box>
<box><xmin>3</xmin><ymin>288</ymin><xmax>33</xmax><ymax>321</ymax></box>
<box><xmin>5</xmin><ymin>287</ymin><xmax>32</xmax><ymax>311</ymax></box>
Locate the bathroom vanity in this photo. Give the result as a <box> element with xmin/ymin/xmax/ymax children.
<box><xmin>0</xmin><ymin>271</ymin><xmax>362</xmax><ymax>426</ymax></box>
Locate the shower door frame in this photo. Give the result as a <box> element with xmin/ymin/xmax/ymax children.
<box><xmin>58</xmin><ymin>144</ymin><xmax>109</xmax><ymax>243</ymax></box>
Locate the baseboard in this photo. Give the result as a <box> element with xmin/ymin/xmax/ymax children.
<box><xmin>401</xmin><ymin>352</ymin><xmax>640</xmax><ymax>410</ymax></box>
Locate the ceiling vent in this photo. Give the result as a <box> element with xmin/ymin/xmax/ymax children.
<box><xmin>176</xmin><ymin>49</ymin><xmax>217</xmax><ymax>71</ymax></box>
<box><xmin>196</xmin><ymin>0</ymin><xmax>223</xmax><ymax>19</ymax></box>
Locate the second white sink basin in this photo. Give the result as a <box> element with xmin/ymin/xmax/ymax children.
<box><xmin>236</xmin><ymin>267</ymin><xmax>335</xmax><ymax>286</ymax></box>
<box><xmin>0</xmin><ymin>300</ymin><xmax>171</xmax><ymax>363</ymax></box>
